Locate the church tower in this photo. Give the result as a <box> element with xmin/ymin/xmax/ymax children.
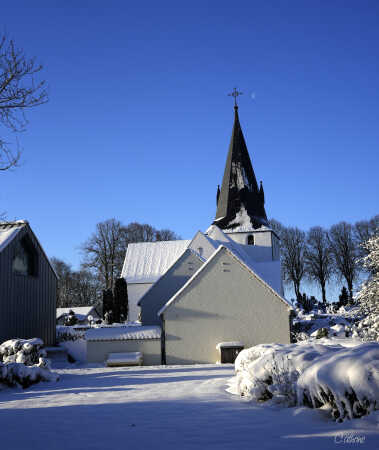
<box><xmin>213</xmin><ymin>90</ymin><xmax>279</xmax><ymax>261</ymax></box>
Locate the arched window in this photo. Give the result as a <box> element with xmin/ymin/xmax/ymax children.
<box><xmin>197</xmin><ymin>247</ymin><xmax>204</xmax><ymax>257</ymax></box>
<box><xmin>247</xmin><ymin>235</ymin><xmax>255</xmax><ymax>246</ymax></box>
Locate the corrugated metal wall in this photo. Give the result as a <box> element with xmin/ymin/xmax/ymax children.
<box><xmin>0</xmin><ymin>226</ymin><xmax>57</xmax><ymax>346</ymax></box>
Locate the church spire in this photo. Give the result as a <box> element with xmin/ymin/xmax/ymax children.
<box><xmin>213</xmin><ymin>97</ymin><xmax>268</xmax><ymax>231</ymax></box>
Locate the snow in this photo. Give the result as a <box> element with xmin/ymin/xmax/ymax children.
<box><xmin>85</xmin><ymin>325</ymin><xmax>161</xmax><ymax>341</ymax></box>
<box><xmin>56</xmin><ymin>306</ymin><xmax>98</xmax><ymax>321</ymax></box>
<box><xmin>121</xmin><ymin>239</ymin><xmax>191</xmax><ymax>283</ymax></box>
<box><xmin>223</xmin><ymin>206</ymin><xmax>255</xmax><ymax>232</ymax></box>
<box><xmin>230</xmin><ymin>340</ymin><xmax>379</xmax><ymax>421</ymax></box>
<box><xmin>59</xmin><ymin>340</ymin><xmax>87</xmax><ymax>362</ymax></box>
<box><xmin>106</xmin><ymin>352</ymin><xmax>143</xmax><ymax>366</ymax></box>
<box><xmin>216</xmin><ymin>342</ymin><xmax>244</xmax><ymax>349</ymax></box>
<box><xmin>0</xmin><ymin>223</ymin><xmax>23</xmax><ymax>252</ymax></box>
<box><xmin>1</xmin><ymin>338</ymin><xmax>59</xmax><ymax>389</ymax></box>
<box><xmin>298</xmin><ymin>343</ymin><xmax>379</xmax><ymax>420</ymax></box>
<box><xmin>0</xmin><ymin>361</ymin><xmax>59</xmax><ymax>388</ymax></box>
<box><xmin>0</xmin><ymin>362</ymin><xmax>378</xmax><ymax>449</ymax></box>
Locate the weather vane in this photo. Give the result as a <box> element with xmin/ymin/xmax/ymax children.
<box><xmin>228</xmin><ymin>87</ymin><xmax>243</xmax><ymax>107</ymax></box>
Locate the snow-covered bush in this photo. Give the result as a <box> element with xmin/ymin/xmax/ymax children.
<box><xmin>56</xmin><ymin>326</ymin><xmax>87</xmax><ymax>362</ymax></box>
<box><xmin>354</xmin><ymin>233</ymin><xmax>379</xmax><ymax>341</ymax></box>
<box><xmin>291</xmin><ymin>306</ymin><xmax>358</xmax><ymax>342</ymax></box>
<box><xmin>298</xmin><ymin>343</ymin><xmax>379</xmax><ymax>421</ymax></box>
<box><xmin>0</xmin><ymin>360</ymin><xmax>58</xmax><ymax>389</ymax></box>
<box><xmin>0</xmin><ymin>338</ymin><xmax>59</xmax><ymax>389</ymax></box>
<box><xmin>0</xmin><ymin>338</ymin><xmax>46</xmax><ymax>366</ymax></box>
<box><xmin>231</xmin><ymin>341</ymin><xmax>379</xmax><ymax>421</ymax></box>
<box><xmin>56</xmin><ymin>325</ymin><xmax>85</xmax><ymax>342</ymax></box>
<box><xmin>233</xmin><ymin>343</ymin><xmax>342</xmax><ymax>406</ymax></box>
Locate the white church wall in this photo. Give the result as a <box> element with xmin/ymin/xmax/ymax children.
<box><xmin>163</xmin><ymin>247</ymin><xmax>291</xmax><ymax>365</ymax></box>
<box><xmin>127</xmin><ymin>283</ymin><xmax>153</xmax><ymax>321</ymax></box>
<box><xmin>226</xmin><ymin>230</ymin><xmax>272</xmax><ymax>247</ymax></box>
<box><xmin>140</xmin><ymin>250</ymin><xmax>204</xmax><ymax>325</ymax></box>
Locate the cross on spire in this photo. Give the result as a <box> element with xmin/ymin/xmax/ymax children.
<box><xmin>228</xmin><ymin>87</ymin><xmax>243</xmax><ymax>108</ymax></box>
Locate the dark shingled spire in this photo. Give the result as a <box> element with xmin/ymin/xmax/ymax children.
<box><xmin>213</xmin><ymin>106</ymin><xmax>268</xmax><ymax>230</ymax></box>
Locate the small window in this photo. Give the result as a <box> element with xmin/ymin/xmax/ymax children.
<box><xmin>197</xmin><ymin>247</ymin><xmax>203</xmax><ymax>257</ymax></box>
<box><xmin>12</xmin><ymin>237</ymin><xmax>37</xmax><ymax>276</ymax></box>
<box><xmin>247</xmin><ymin>235</ymin><xmax>255</xmax><ymax>246</ymax></box>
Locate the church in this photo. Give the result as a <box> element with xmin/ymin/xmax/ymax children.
<box><xmin>121</xmin><ymin>96</ymin><xmax>292</xmax><ymax>364</ymax></box>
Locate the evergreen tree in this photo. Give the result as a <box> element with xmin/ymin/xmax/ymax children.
<box><xmin>298</xmin><ymin>293</ymin><xmax>314</xmax><ymax>313</ymax></box>
<box><xmin>338</xmin><ymin>286</ymin><xmax>349</xmax><ymax>307</ymax></box>
<box><xmin>102</xmin><ymin>289</ymin><xmax>114</xmax><ymax>322</ymax></box>
<box><xmin>113</xmin><ymin>278</ymin><xmax>128</xmax><ymax>323</ymax></box>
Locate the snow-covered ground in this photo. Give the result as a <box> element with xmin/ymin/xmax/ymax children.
<box><xmin>0</xmin><ymin>363</ymin><xmax>378</xmax><ymax>450</ymax></box>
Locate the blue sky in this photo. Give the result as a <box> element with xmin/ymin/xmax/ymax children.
<box><xmin>1</xmin><ymin>1</ymin><xmax>378</xmax><ymax>284</ymax></box>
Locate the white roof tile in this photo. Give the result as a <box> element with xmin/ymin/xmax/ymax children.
<box><xmin>86</xmin><ymin>325</ymin><xmax>161</xmax><ymax>341</ymax></box>
<box><xmin>121</xmin><ymin>240</ymin><xmax>191</xmax><ymax>283</ymax></box>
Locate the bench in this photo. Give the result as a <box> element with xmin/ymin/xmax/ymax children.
<box><xmin>106</xmin><ymin>352</ymin><xmax>143</xmax><ymax>367</ymax></box>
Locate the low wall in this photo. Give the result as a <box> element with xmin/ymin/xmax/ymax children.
<box><xmin>87</xmin><ymin>338</ymin><xmax>162</xmax><ymax>366</ymax></box>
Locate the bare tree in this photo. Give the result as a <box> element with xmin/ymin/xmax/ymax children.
<box><xmin>155</xmin><ymin>228</ymin><xmax>181</xmax><ymax>241</ymax></box>
<box><xmin>269</xmin><ymin>218</ymin><xmax>285</xmax><ymax>240</ymax></box>
<box><xmin>122</xmin><ymin>222</ymin><xmax>180</xmax><ymax>244</ymax></box>
<box><xmin>71</xmin><ymin>268</ymin><xmax>102</xmax><ymax>307</ymax></box>
<box><xmin>354</xmin><ymin>215</ymin><xmax>379</xmax><ymax>260</ymax></box>
<box><xmin>51</xmin><ymin>257</ymin><xmax>101</xmax><ymax>307</ymax></box>
<box><xmin>81</xmin><ymin>219</ymin><xmax>124</xmax><ymax>291</ymax></box>
<box><xmin>328</xmin><ymin>222</ymin><xmax>358</xmax><ymax>302</ymax></box>
<box><xmin>0</xmin><ymin>35</ymin><xmax>48</xmax><ymax>171</ymax></box>
<box><xmin>305</xmin><ymin>226</ymin><xmax>333</xmax><ymax>304</ymax></box>
<box><xmin>122</xmin><ymin>222</ymin><xmax>156</xmax><ymax>243</ymax></box>
<box><xmin>280</xmin><ymin>226</ymin><xmax>306</xmax><ymax>300</ymax></box>
<box><xmin>51</xmin><ymin>257</ymin><xmax>73</xmax><ymax>307</ymax></box>
<box><xmin>80</xmin><ymin>220</ymin><xmax>180</xmax><ymax>291</ymax></box>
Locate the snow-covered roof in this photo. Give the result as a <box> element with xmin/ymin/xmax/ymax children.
<box><xmin>56</xmin><ymin>306</ymin><xmax>98</xmax><ymax>320</ymax></box>
<box><xmin>121</xmin><ymin>240</ymin><xmax>191</xmax><ymax>283</ymax></box>
<box><xmin>0</xmin><ymin>221</ymin><xmax>26</xmax><ymax>252</ymax></box>
<box><xmin>216</xmin><ymin>342</ymin><xmax>244</xmax><ymax>350</ymax></box>
<box><xmin>85</xmin><ymin>325</ymin><xmax>161</xmax><ymax>341</ymax></box>
<box><xmin>0</xmin><ymin>220</ymin><xmax>58</xmax><ymax>278</ymax></box>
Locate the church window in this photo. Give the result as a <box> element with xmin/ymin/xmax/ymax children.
<box><xmin>197</xmin><ymin>247</ymin><xmax>203</xmax><ymax>257</ymax></box>
<box><xmin>12</xmin><ymin>237</ymin><xmax>37</xmax><ymax>276</ymax></box>
<box><xmin>247</xmin><ymin>235</ymin><xmax>255</xmax><ymax>246</ymax></box>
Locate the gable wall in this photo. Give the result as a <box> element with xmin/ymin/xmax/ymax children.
<box><xmin>140</xmin><ymin>250</ymin><xmax>204</xmax><ymax>325</ymax></box>
<box><xmin>163</xmin><ymin>248</ymin><xmax>291</xmax><ymax>365</ymax></box>
<box><xmin>188</xmin><ymin>232</ymin><xmax>215</xmax><ymax>260</ymax></box>
<box><xmin>0</xmin><ymin>227</ymin><xmax>57</xmax><ymax>345</ymax></box>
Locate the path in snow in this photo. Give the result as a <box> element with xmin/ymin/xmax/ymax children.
<box><xmin>0</xmin><ymin>364</ymin><xmax>378</xmax><ymax>450</ymax></box>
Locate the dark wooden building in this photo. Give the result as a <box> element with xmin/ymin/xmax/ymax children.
<box><xmin>0</xmin><ymin>221</ymin><xmax>57</xmax><ymax>345</ymax></box>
